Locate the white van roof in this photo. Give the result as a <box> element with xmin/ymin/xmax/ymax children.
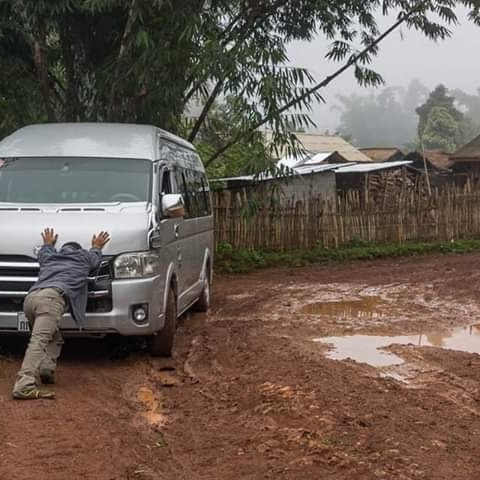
<box><xmin>0</xmin><ymin>123</ymin><xmax>195</xmax><ymax>160</ymax></box>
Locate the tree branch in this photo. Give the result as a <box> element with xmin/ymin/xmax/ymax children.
<box><xmin>205</xmin><ymin>4</ymin><xmax>424</xmax><ymax>167</ymax></box>
<box><xmin>187</xmin><ymin>79</ymin><xmax>225</xmax><ymax>142</ymax></box>
<box><xmin>183</xmin><ymin>10</ymin><xmax>244</xmax><ymax>104</ymax></box>
<box><xmin>59</xmin><ymin>23</ymin><xmax>83</xmax><ymax>121</ymax></box>
<box><xmin>32</xmin><ymin>39</ymin><xmax>55</xmax><ymax>121</ymax></box>
<box><xmin>109</xmin><ymin>0</ymin><xmax>137</xmax><ymax>118</ymax></box>
<box><xmin>49</xmin><ymin>71</ymin><xmax>67</xmax><ymax>108</ymax></box>
<box><xmin>187</xmin><ymin>0</ymin><xmax>291</xmax><ymax>142</ymax></box>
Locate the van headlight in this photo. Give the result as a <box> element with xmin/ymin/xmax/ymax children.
<box><xmin>113</xmin><ymin>252</ymin><xmax>161</xmax><ymax>279</ymax></box>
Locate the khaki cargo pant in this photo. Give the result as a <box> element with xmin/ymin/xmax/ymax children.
<box><xmin>13</xmin><ymin>288</ymin><xmax>66</xmax><ymax>394</ymax></box>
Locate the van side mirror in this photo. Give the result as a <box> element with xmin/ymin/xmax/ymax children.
<box><xmin>162</xmin><ymin>193</ymin><xmax>185</xmax><ymax>219</ymax></box>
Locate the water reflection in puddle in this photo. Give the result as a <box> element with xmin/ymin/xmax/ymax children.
<box><xmin>301</xmin><ymin>297</ymin><xmax>385</xmax><ymax>319</ymax></box>
<box><xmin>314</xmin><ymin>324</ymin><xmax>480</xmax><ymax>367</ymax></box>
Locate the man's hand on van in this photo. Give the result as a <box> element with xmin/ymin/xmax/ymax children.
<box><xmin>41</xmin><ymin>228</ymin><xmax>58</xmax><ymax>246</ymax></box>
<box><xmin>92</xmin><ymin>231</ymin><xmax>110</xmax><ymax>250</ymax></box>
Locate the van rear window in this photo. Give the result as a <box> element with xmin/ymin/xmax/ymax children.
<box><xmin>0</xmin><ymin>157</ymin><xmax>152</xmax><ymax>204</ymax></box>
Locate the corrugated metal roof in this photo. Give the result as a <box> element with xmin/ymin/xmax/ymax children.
<box><xmin>334</xmin><ymin>161</ymin><xmax>411</xmax><ymax>173</ymax></box>
<box><xmin>277</xmin><ymin>152</ymin><xmax>309</xmax><ymax>168</ymax></box>
<box><xmin>215</xmin><ymin>161</ymin><xmax>409</xmax><ymax>183</ymax></box>
<box><xmin>299</xmin><ymin>152</ymin><xmax>338</xmax><ymax>165</ymax></box>
<box><xmin>294</xmin><ymin>163</ymin><xmax>354</xmax><ymax>174</ymax></box>
<box><xmin>214</xmin><ymin>163</ymin><xmax>346</xmax><ymax>183</ymax></box>
<box><xmin>278</xmin><ymin>151</ymin><xmax>335</xmax><ymax>168</ymax></box>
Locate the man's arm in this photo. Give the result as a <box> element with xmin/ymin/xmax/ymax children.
<box><xmin>88</xmin><ymin>231</ymin><xmax>111</xmax><ymax>269</ymax></box>
<box><xmin>37</xmin><ymin>228</ymin><xmax>58</xmax><ymax>263</ymax></box>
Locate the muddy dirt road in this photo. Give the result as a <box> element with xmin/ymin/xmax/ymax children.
<box><xmin>2</xmin><ymin>253</ymin><xmax>480</xmax><ymax>479</ymax></box>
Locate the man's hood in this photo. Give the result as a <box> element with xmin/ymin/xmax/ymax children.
<box><xmin>0</xmin><ymin>203</ymin><xmax>152</xmax><ymax>258</ymax></box>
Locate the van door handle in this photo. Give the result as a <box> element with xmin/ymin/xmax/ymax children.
<box><xmin>174</xmin><ymin>224</ymin><xmax>180</xmax><ymax>238</ymax></box>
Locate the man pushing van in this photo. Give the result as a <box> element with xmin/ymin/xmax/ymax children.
<box><xmin>12</xmin><ymin>228</ymin><xmax>110</xmax><ymax>400</ymax></box>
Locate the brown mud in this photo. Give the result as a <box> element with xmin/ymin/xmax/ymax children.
<box><xmin>2</xmin><ymin>253</ymin><xmax>480</xmax><ymax>479</ymax></box>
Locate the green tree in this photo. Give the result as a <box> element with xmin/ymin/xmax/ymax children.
<box><xmin>416</xmin><ymin>84</ymin><xmax>463</xmax><ymax>139</ymax></box>
<box><xmin>421</xmin><ymin>106</ymin><xmax>459</xmax><ymax>152</ymax></box>
<box><xmin>192</xmin><ymin>100</ymin><xmax>272</xmax><ymax>178</ymax></box>
<box><xmin>416</xmin><ymin>85</ymin><xmax>479</xmax><ymax>151</ymax></box>
<box><xmin>0</xmin><ymin>1</ymin><xmax>479</xmax><ymax>168</ymax></box>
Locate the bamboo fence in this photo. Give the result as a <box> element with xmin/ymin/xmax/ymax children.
<box><xmin>212</xmin><ymin>180</ymin><xmax>480</xmax><ymax>251</ymax></box>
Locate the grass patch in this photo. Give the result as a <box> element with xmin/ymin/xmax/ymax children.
<box><xmin>215</xmin><ymin>239</ymin><xmax>480</xmax><ymax>273</ymax></box>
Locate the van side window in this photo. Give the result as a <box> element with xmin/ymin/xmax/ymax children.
<box><xmin>185</xmin><ymin>169</ymin><xmax>212</xmax><ymax>217</ymax></box>
<box><xmin>181</xmin><ymin>171</ymin><xmax>193</xmax><ymax>217</ymax></box>
<box><xmin>200</xmin><ymin>174</ymin><xmax>212</xmax><ymax>215</ymax></box>
<box><xmin>168</xmin><ymin>150</ymin><xmax>211</xmax><ymax>218</ymax></box>
<box><xmin>160</xmin><ymin>170</ymin><xmax>172</xmax><ymax>195</ymax></box>
<box><xmin>173</xmin><ymin>167</ymin><xmax>192</xmax><ymax>218</ymax></box>
<box><xmin>174</xmin><ymin>169</ymin><xmax>212</xmax><ymax>218</ymax></box>
<box><xmin>190</xmin><ymin>171</ymin><xmax>205</xmax><ymax>216</ymax></box>
<box><xmin>187</xmin><ymin>170</ymin><xmax>202</xmax><ymax>218</ymax></box>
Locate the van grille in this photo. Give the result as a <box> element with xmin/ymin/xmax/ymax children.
<box><xmin>0</xmin><ymin>255</ymin><xmax>113</xmax><ymax>313</ymax></box>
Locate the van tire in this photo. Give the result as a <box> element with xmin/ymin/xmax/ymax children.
<box><xmin>194</xmin><ymin>268</ymin><xmax>211</xmax><ymax>312</ymax></box>
<box><xmin>149</xmin><ymin>287</ymin><xmax>176</xmax><ymax>357</ymax></box>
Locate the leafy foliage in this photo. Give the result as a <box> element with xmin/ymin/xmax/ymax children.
<box><xmin>421</xmin><ymin>106</ymin><xmax>459</xmax><ymax>152</ymax></box>
<box><xmin>0</xmin><ymin>0</ymin><xmax>480</xmax><ymax>165</ymax></box>
<box><xmin>416</xmin><ymin>84</ymin><xmax>479</xmax><ymax>151</ymax></box>
<box><xmin>416</xmin><ymin>85</ymin><xmax>463</xmax><ymax>137</ymax></box>
<box><xmin>193</xmin><ymin>100</ymin><xmax>272</xmax><ymax>178</ymax></box>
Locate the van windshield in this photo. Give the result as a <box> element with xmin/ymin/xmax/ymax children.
<box><xmin>0</xmin><ymin>157</ymin><xmax>152</xmax><ymax>203</ymax></box>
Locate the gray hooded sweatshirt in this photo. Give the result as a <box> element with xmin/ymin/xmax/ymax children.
<box><xmin>30</xmin><ymin>245</ymin><xmax>102</xmax><ymax>327</ymax></box>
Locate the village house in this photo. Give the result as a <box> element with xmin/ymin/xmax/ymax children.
<box><xmin>359</xmin><ymin>146</ymin><xmax>455</xmax><ymax>190</ymax></box>
<box><xmin>214</xmin><ymin>150</ymin><xmax>351</xmax><ymax>204</ymax></box>
<box><xmin>215</xmin><ymin>133</ymin><xmax>424</xmax><ymax>204</ymax></box>
<box><xmin>450</xmin><ymin>133</ymin><xmax>480</xmax><ymax>182</ymax></box>
<box><xmin>403</xmin><ymin>149</ymin><xmax>453</xmax><ymax>188</ymax></box>
<box><xmin>263</xmin><ymin>131</ymin><xmax>373</xmax><ymax>163</ymax></box>
<box><xmin>404</xmin><ymin>149</ymin><xmax>453</xmax><ymax>172</ymax></box>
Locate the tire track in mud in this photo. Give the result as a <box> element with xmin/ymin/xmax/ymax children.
<box><xmin>2</xmin><ymin>255</ymin><xmax>480</xmax><ymax>478</ymax></box>
<box><xmin>0</xmin><ymin>344</ymin><xmax>185</xmax><ymax>480</ymax></box>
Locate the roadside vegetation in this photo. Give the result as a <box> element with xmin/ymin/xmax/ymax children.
<box><xmin>215</xmin><ymin>238</ymin><xmax>480</xmax><ymax>273</ymax></box>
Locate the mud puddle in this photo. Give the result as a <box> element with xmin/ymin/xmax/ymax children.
<box><xmin>314</xmin><ymin>324</ymin><xmax>480</xmax><ymax>367</ymax></box>
<box><xmin>304</xmin><ymin>296</ymin><xmax>480</xmax><ymax>368</ymax></box>
<box><xmin>300</xmin><ymin>296</ymin><xmax>386</xmax><ymax>319</ymax></box>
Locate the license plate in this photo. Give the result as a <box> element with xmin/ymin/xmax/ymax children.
<box><xmin>17</xmin><ymin>312</ymin><xmax>30</xmax><ymax>332</ymax></box>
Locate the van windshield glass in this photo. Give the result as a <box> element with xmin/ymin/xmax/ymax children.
<box><xmin>0</xmin><ymin>157</ymin><xmax>152</xmax><ymax>203</ymax></box>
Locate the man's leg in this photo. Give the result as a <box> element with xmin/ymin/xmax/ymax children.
<box><xmin>13</xmin><ymin>289</ymin><xmax>65</xmax><ymax>398</ymax></box>
<box><xmin>39</xmin><ymin>329</ymin><xmax>64</xmax><ymax>384</ymax></box>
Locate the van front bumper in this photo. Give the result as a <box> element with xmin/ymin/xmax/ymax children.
<box><xmin>0</xmin><ymin>276</ymin><xmax>164</xmax><ymax>337</ymax></box>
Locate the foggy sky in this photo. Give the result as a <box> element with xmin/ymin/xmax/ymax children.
<box><xmin>287</xmin><ymin>8</ymin><xmax>480</xmax><ymax>131</ymax></box>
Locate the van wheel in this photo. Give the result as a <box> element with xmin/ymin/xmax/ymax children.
<box><xmin>194</xmin><ymin>269</ymin><xmax>211</xmax><ymax>312</ymax></box>
<box><xmin>149</xmin><ymin>287</ymin><xmax>176</xmax><ymax>357</ymax></box>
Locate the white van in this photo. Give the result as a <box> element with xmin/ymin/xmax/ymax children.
<box><xmin>0</xmin><ymin>123</ymin><xmax>213</xmax><ymax>356</ymax></box>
